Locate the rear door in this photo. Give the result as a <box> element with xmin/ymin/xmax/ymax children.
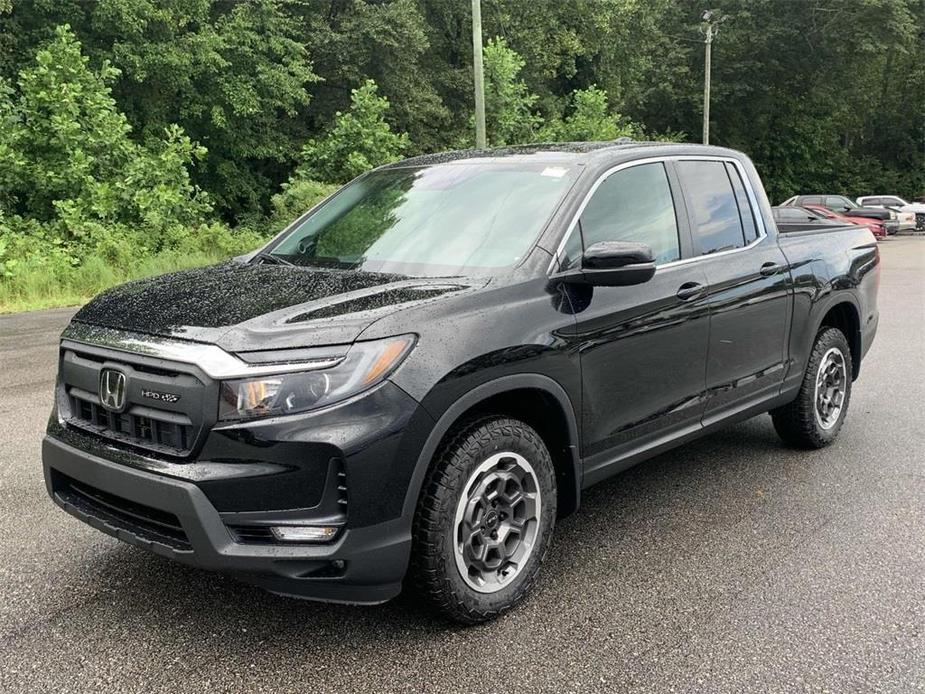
<box><xmin>673</xmin><ymin>158</ymin><xmax>792</xmax><ymax>422</ymax></box>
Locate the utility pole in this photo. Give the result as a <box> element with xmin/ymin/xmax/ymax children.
<box><xmin>702</xmin><ymin>20</ymin><xmax>712</xmax><ymax>145</ymax></box>
<box><xmin>700</xmin><ymin>10</ymin><xmax>728</xmax><ymax>145</ymax></box>
<box><xmin>471</xmin><ymin>0</ymin><xmax>486</xmax><ymax>148</ymax></box>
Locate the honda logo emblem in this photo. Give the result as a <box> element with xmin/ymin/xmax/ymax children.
<box><xmin>99</xmin><ymin>369</ymin><xmax>126</xmax><ymax>412</ymax></box>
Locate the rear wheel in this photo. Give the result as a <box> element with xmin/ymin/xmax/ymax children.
<box><xmin>771</xmin><ymin>327</ymin><xmax>853</xmax><ymax>448</ymax></box>
<box><xmin>410</xmin><ymin>416</ymin><xmax>556</xmax><ymax>624</ymax></box>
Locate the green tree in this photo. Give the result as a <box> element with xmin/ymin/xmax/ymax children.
<box><xmin>1</xmin><ymin>25</ymin><xmax>209</xmax><ymax>253</ymax></box>
<box><xmin>481</xmin><ymin>37</ymin><xmax>541</xmax><ymax>146</ymax></box>
<box><xmin>295</xmin><ymin>0</ymin><xmax>450</xmax><ymax>155</ymax></box>
<box><xmin>295</xmin><ymin>79</ymin><xmax>408</xmax><ymax>184</ymax></box>
<box><xmin>542</xmin><ymin>86</ymin><xmax>641</xmax><ymax>142</ymax></box>
<box><xmin>0</xmin><ymin>0</ymin><xmax>318</xmax><ymax>221</ymax></box>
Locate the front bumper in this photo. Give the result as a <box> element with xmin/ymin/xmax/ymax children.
<box><xmin>43</xmin><ymin>374</ymin><xmax>438</xmax><ymax>604</ymax></box>
<box><xmin>44</xmin><ymin>435</ymin><xmax>411</xmax><ymax>603</ymax></box>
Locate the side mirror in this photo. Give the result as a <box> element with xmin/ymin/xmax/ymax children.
<box><xmin>566</xmin><ymin>241</ymin><xmax>657</xmax><ymax>287</ymax></box>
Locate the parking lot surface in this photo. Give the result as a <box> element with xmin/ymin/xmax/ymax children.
<box><xmin>0</xmin><ymin>238</ymin><xmax>922</xmax><ymax>693</ymax></box>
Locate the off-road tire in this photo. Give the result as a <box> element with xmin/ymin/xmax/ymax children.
<box><xmin>410</xmin><ymin>416</ymin><xmax>557</xmax><ymax>624</ymax></box>
<box><xmin>771</xmin><ymin>327</ymin><xmax>853</xmax><ymax>448</ymax></box>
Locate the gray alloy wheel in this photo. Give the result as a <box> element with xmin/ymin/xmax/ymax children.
<box><xmin>453</xmin><ymin>451</ymin><xmax>541</xmax><ymax>593</ymax></box>
<box><xmin>411</xmin><ymin>416</ymin><xmax>556</xmax><ymax>624</ymax></box>
<box><xmin>813</xmin><ymin>347</ymin><xmax>847</xmax><ymax>430</ymax></box>
<box><xmin>771</xmin><ymin>326</ymin><xmax>852</xmax><ymax>449</ymax></box>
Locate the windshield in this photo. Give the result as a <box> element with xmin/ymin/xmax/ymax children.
<box><xmin>268</xmin><ymin>162</ymin><xmax>579</xmax><ymax>276</ymax></box>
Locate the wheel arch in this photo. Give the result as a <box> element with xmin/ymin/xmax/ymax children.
<box><xmin>815</xmin><ymin>298</ymin><xmax>862</xmax><ymax>379</ymax></box>
<box><xmin>402</xmin><ymin>374</ymin><xmax>581</xmax><ymax>522</ymax></box>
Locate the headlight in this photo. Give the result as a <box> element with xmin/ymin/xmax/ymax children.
<box><xmin>219</xmin><ymin>335</ymin><xmax>416</xmax><ymax>420</ymax></box>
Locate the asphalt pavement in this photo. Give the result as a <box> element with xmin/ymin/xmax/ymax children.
<box><xmin>0</xmin><ymin>238</ymin><xmax>923</xmax><ymax>693</ymax></box>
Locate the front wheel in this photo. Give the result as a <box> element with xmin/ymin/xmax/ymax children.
<box><xmin>771</xmin><ymin>326</ymin><xmax>853</xmax><ymax>448</ymax></box>
<box><xmin>410</xmin><ymin>416</ymin><xmax>557</xmax><ymax>624</ymax></box>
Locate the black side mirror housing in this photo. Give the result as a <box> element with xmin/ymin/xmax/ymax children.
<box><xmin>565</xmin><ymin>241</ymin><xmax>657</xmax><ymax>287</ymax></box>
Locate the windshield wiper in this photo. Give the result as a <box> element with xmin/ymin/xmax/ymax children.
<box><xmin>252</xmin><ymin>251</ymin><xmax>294</xmax><ymax>267</ymax></box>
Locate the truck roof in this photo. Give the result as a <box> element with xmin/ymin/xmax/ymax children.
<box><xmin>382</xmin><ymin>141</ymin><xmax>747</xmax><ymax>169</ymax></box>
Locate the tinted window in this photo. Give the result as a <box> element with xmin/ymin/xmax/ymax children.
<box><xmin>803</xmin><ymin>196</ymin><xmax>824</xmax><ymax>206</ymax></box>
<box><xmin>881</xmin><ymin>197</ymin><xmax>904</xmax><ymax>206</ymax></box>
<box><xmin>725</xmin><ymin>163</ymin><xmax>759</xmax><ymax>242</ymax></box>
<box><xmin>576</xmin><ymin>162</ymin><xmax>680</xmax><ymax>265</ymax></box>
<box><xmin>826</xmin><ymin>196</ymin><xmax>850</xmax><ymax>211</ymax></box>
<box><xmin>676</xmin><ymin>160</ymin><xmax>746</xmax><ymax>255</ymax></box>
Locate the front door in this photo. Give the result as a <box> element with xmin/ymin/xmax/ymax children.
<box><xmin>556</xmin><ymin>161</ymin><xmax>711</xmax><ymax>484</ymax></box>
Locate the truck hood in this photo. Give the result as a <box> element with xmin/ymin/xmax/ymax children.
<box><xmin>71</xmin><ymin>261</ymin><xmax>483</xmax><ymax>351</ymax></box>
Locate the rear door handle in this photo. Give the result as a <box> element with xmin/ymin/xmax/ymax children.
<box><xmin>676</xmin><ymin>282</ymin><xmax>705</xmax><ymax>301</ymax></box>
<box><xmin>760</xmin><ymin>262</ymin><xmax>784</xmax><ymax>277</ymax></box>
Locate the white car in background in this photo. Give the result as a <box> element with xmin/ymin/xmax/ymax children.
<box><xmin>856</xmin><ymin>195</ymin><xmax>925</xmax><ymax>232</ymax></box>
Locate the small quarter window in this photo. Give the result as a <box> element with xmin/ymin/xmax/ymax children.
<box><xmin>725</xmin><ymin>162</ymin><xmax>759</xmax><ymax>243</ymax></box>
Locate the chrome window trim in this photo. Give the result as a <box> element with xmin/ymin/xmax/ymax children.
<box><xmin>547</xmin><ymin>154</ymin><xmax>769</xmax><ymax>276</ymax></box>
<box><xmin>61</xmin><ymin>324</ymin><xmax>345</xmax><ymax>380</ymax></box>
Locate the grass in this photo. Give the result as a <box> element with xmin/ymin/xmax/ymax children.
<box><xmin>0</xmin><ymin>250</ymin><xmax>234</xmax><ymax>314</ymax></box>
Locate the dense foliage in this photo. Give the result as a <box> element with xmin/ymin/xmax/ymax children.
<box><xmin>0</xmin><ymin>0</ymin><xmax>922</xmax><ymax>310</ymax></box>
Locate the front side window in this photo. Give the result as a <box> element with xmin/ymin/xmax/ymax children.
<box><xmin>573</xmin><ymin>162</ymin><xmax>681</xmax><ymax>266</ymax></box>
<box><xmin>676</xmin><ymin>160</ymin><xmax>748</xmax><ymax>255</ymax></box>
<box><xmin>881</xmin><ymin>197</ymin><xmax>905</xmax><ymax>207</ymax></box>
<box><xmin>269</xmin><ymin>162</ymin><xmax>580</xmax><ymax>276</ymax></box>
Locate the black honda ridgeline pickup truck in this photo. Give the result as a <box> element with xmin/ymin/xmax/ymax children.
<box><xmin>44</xmin><ymin>142</ymin><xmax>879</xmax><ymax>623</ymax></box>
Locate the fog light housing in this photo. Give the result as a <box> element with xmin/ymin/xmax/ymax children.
<box><xmin>270</xmin><ymin>525</ymin><xmax>340</xmax><ymax>543</ymax></box>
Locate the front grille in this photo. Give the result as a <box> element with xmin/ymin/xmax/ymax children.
<box><xmin>916</xmin><ymin>213</ymin><xmax>925</xmax><ymax>231</ymax></box>
<box><xmin>52</xmin><ymin>470</ymin><xmax>191</xmax><ymax>551</ymax></box>
<box><xmin>59</xmin><ymin>346</ymin><xmax>211</xmax><ymax>458</ymax></box>
<box><xmin>68</xmin><ymin>390</ymin><xmax>193</xmax><ymax>456</ymax></box>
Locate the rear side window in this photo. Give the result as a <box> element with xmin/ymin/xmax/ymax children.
<box><xmin>676</xmin><ymin>160</ymin><xmax>747</xmax><ymax>255</ymax></box>
<box><xmin>803</xmin><ymin>196</ymin><xmax>823</xmax><ymax>206</ymax></box>
<box><xmin>725</xmin><ymin>163</ymin><xmax>759</xmax><ymax>243</ymax></box>
<box><xmin>576</xmin><ymin>162</ymin><xmax>681</xmax><ymax>265</ymax></box>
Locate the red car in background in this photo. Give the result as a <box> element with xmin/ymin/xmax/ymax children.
<box><xmin>804</xmin><ymin>204</ymin><xmax>887</xmax><ymax>239</ymax></box>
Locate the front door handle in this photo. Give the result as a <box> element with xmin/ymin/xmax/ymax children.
<box><xmin>760</xmin><ymin>262</ymin><xmax>784</xmax><ymax>277</ymax></box>
<box><xmin>676</xmin><ymin>282</ymin><xmax>705</xmax><ymax>301</ymax></box>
